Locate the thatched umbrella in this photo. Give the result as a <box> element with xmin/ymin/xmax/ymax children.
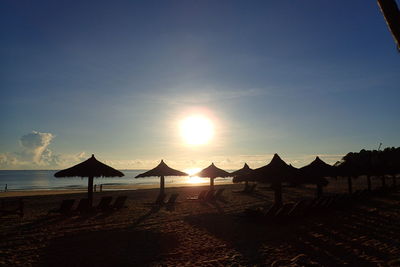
<box><xmin>299</xmin><ymin>157</ymin><xmax>333</xmax><ymax>198</ymax></box>
<box><xmin>54</xmin><ymin>154</ymin><xmax>124</xmax><ymax>207</ymax></box>
<box><xmin>377</xmin><ymin>0</ymin><xmax>400</xmax><ymax>50</ymax></box>
<box><xmin>135</xmin><ymin>160</ymin><xmax>188</xmax><ymax>197</ymax></box>
<box><xmin>231</xmin><ymin>163</ymin><xmax>253</xmax><ymax>190</ymax></box>
<box><xmin>194</xmin><ymin>163</ymin><xmax>231</xmax><ymax>191</ymax></box>
<box><xmin>236</xmin><ymin>154</ymin><xmax>299</xmax><ymax>206</ymax></box>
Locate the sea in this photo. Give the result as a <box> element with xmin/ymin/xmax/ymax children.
<box><xmin>0</xmin><ymin>170</ymin><xmax>233</xmax><ymax>191</ymax></box>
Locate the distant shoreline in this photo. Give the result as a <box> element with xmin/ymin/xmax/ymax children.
<box><xmin>0</xmin><ymin>180</ymin><xmax>233</xmax><ymax>198</ymax></box>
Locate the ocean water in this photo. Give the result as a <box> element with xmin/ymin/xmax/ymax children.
<box><xmin>0</xmin><ymin>170</ymin><xmax>233</xmax><ymax>191</ymax></box>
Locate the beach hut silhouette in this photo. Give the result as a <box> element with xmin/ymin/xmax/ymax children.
<box><xmin>194</xmin><ymin>163</ymin><xmax>231</xmax><ymax>191</ymax></box>
<box><xmin>236</xmin><ymin>154</ymin><xmax>298</xmax><ymax>206</ymax></box>
<box><xmin>231</xmin><ymin>163</ymin><xmax>253</xmax><ymax>188</ymax></box>
<box><xmin>135</xmin><ymin>160</ymin><xmax>188</xmax><ymax>201</ymax></box>
<box><xmin>299</xmin><ymin>157</ymin><xmax>333</xmax><ymax>198</ymax></box>
<box><xmin>54</xmin><ymin>154</ymin><xmax>124</xmax><ymax>207</ymax></box>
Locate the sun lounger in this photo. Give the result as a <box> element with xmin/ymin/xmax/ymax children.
<box><xmin>214</xmin><ymin>188</ymin><xmax>225</xmax><ymax>200</ymax></box>
<box><xmin>187</xmin><ymin>190</ymin><xmax>207</xmax><ymax>201</ymax></box>
<box><xmin>165</xmin><ymin>193</ymin><xmax>179</xmax><ymax>205</ymax></box>
<box><xmin>155</xmin><ymin>193</ymin><xmax>167</xmax><ymax>205</ymax></box>
<box><xmin>233</xmin><ymin>183</ymin><xmax>257</xmax><ymax>194</ymax></box>
<box><xmin>48</xmin><ymin>199</ymin><xmax>75</xmax><ymax>215</ymax></box>
<box><xmin>247</xmin><ymin>184</ymin><xmax>257</xmax><ymax>193</ymax></box>
<box><xmin>75</xmin><ymin>198</ymin><xmax>90</xmax><ymax>214</ymax></box>
<box><xmin>112</xmin><ymin>196</ymin><xmax>128</xmax><ymax>210</ymax></box>
<box><xmin>273</xmin><ymin>203</ymin><xmax>294</xmax><ymax>221</ymax></box>
<box><xmin>0</xmin><ymin>199</ymin><xmax>24</xmax><ymax>218</ymax></box>
<box><xmin>96</xmin><ymin>196</ymin><xmax>113</xmax><ymax>211</ymax></box>
<box><xmin>287</xmin><ymin>199</ymin><xmax>311</xmax><ymax>218</ymax></box>
<box><xmin>204</xmin><ymin>190</ymin><xmax>216</xmax><ymax>202</ymax></box>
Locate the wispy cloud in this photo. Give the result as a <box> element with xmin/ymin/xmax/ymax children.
<box><xmin>137</xmin><ymin>86</ymin><xmax>264</xmax><ymax>105</ymax></box>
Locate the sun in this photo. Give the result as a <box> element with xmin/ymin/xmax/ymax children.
<box><xmin>180</xmin><ymin>115</ymin><xmax>214</xmax><ymax>145</ymax></box>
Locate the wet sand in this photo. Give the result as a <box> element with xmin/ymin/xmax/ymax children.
<box><xmin>1</xmin><ymin>179</ymin><xmax>399</xmax><ymax>266</ymax></box>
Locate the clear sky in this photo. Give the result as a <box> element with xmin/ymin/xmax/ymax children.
<box><xmin>1</xmin><ymin>0</ymin><xmax>399</xmax><ymax>170</ymax></box>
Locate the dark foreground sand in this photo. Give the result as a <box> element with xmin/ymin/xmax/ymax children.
<box><xmin>1</xmin><ymin>179</ymin><xmax>400</xmax><ymax>266</ymax></box>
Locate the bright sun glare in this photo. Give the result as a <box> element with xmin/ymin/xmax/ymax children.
<box><xmin>180</xmin><ymin>115</ymin><xmax>214</xmax><ymax>145</ymax></box>
<box><xmin>184</xmin><ymin>168</ymin><xmax>206</xmax><ymax>184</ymax></box>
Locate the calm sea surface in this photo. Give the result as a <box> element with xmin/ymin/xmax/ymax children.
<box><xmin>0</xmin><ymin>170</ymin><xmax>233</xmax><ymax>191</ymax></box>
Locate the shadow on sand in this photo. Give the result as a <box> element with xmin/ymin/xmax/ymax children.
<box><xmin>184</xmin><ymin>195</ymin><xmax>400</xmax><ymax>266</ymax></box>
<box><xmin>38</xmin><ymin>228</ymin><xmax>179</xmax><ymax>266</ymax></box>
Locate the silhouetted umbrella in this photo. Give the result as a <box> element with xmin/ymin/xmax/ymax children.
<box><xmin>232</xmin><ymin>163</ymin><xmax>254</xmax><ymax>189</ymax></box>
<box><xmin>135</xmin><ymin>160</ymin><xmax>188</xmax><ymax>196</ymax></box>
<box><xmin>236</xmin><ymin>154</ymin><xmax>299</xmax><ymax>206</ymax></box>
<box><xmin>54</xmin><ymin>154</ymin><xmax>124</xmax><ymax>207</ymax></box>
<box><xmin>194</xmin><ymin>163</ymin><xmax>231</xmax><ymax>191</ymax></box>
<box><xmin>299</xmin><ymin>157</ymin><xmax>333</xmax><ymax>198</ymax></box>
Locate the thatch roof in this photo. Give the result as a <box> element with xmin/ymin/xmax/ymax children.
<box><xmin>235</xmin><ymin>154</ymin><xmax>298</xmax><ymax>184</ymax></box>
<box><xmin>135</xmin><ymin>160</ymin><xmax>188</xmax><ymax>178</ymax></box>
<box><xmin>299</xmin><ymin>156</ymin><xmax>333</xmax><ymax>186</ymax></box>
<box><xmin>194</xmin><ymin>163</ymin><xmax>231</xmax><ymax>179</ymax></box>
<box><xmin>54</xmin><ymin>154</ymin><xmax>124</xmax><ymax>178</ymax></box>
<box><xmin>377</xmin><ymin>0</ymin><xmax>400</xmax><ymax>50</ymax></box>
<box><xmin>231</xmin><ymin>163</ymin><xmax>252</xmax><ymax>176</ymax></box>
<box><xmin>232</xmin><ymin>163</ymin><xmax>255</xmax><ymax>183</ymax></box>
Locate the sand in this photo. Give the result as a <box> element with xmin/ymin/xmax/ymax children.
<box><xmin>1</xmin><ymin>179</ymin><xmax>399</xmax><ymax>266</ymax></box>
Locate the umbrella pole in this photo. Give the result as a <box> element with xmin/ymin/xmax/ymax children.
<box><xmin>367</xmin><ymin>175</ymin><xmax>372</xmax><ymax>191</ymax></box>
<box><xmin>88</xmin><ymin>176</ymin><xmax>94</xmax><ymax>207</ymax></box>
<box><xmin>160</xmin><ymin>175</ymin><xmax>165</xmax><ymax>196</ymax></box>
<box><xmin>316</xmin><ymin>184</ymin><xmax>323</xmax><ymax>198</ymax></box>
<box><xmin>210</xmin><ymin>178</ymin><xmax>214</xmax><ymax>191</ymax></box>
<box><xmin>273</xmin><ymin>182</ymin><xmax>283</xmax><ymax>206</ymax></box>
<box><xmin>347</xmin><ymin>176</ymin><xmax>353</xmax><ymax>194</ymax></box>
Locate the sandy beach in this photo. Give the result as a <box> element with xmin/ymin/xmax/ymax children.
<box><xmin>1</xmin><ymin>178</ymin><xmax>400</xmax><ymax>266</ymax></box>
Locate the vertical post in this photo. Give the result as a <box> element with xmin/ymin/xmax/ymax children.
<box><xmin>347</xmin><ymin>177</ymin><xmax>353</xmax><ymax>194</ymax></box>
<box><xmin>367</xmin><ymin>176</ymin><xmax>372</xmax><ymax>191</ymax></box>
<box><xmin>210</xmin><ymin>178</ymin><xmax>214</xmax><ymax>191</ymax></box>
<box><xmin>160</xmin><ymin>175</ymin><xmax>165</xmax><ymax>195</ymax></box>
<box><xmin>273</xmin><ymin>182</ymin><xmax>283</xmax><ymax>207</ymax></box>
<box><xmin>88</xmin><ymin>176</ymin><xmax>94</xmax><ymax>207</ymax></box>
<box><xmin>316</xmin><ymin>184</ymin><xmax>323</xmax><ymax>198</ymax></box>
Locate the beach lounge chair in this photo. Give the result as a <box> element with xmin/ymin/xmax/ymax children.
<box><xmin>96</xmin><ymin>196</ymin><xmax>113</xmax><ymax>212</ymax></box>
<box><xmin>204</xmin><ymin>190</ymin><xmax>216</xmax><ymax>202</ymax></box>
<box><xmin>75</xmin><ymin>198</ymin><xmax>90</xmax><ymax>214</ymax></box>
<box><xmin>112</xmin><ymin>196</ymin><xmax>128</xmax><ymax>210</ymax></box>
<box><xmin>165</xmin><ymin>193</ymin><xmax>179</xmax><ymax>205</ymax></box>
<box><xmin>0</xmin><ymin>199</ymin><xmax>24</xmax><ymax>218</ymax></box>
<box><xmin>214</xmin><ymin>188</ymin><xmax>225</xmax><ymax>200</ymax></box>
<box><xmin>187</xmin><ymin>190</ymin><xmax>207</xmax><ymax>201</ymax></box>
<box><xmin>155</xmin><ymin>193</ymin><xmax>167</xmax><ymax>205</ymax></box>
<box><xmin>48</xmin><ymin>199</ymin><xmax>75</xmax><ymax>215</ymax></box>
<box><xmin>247</xmin><ymin>184</ymin><xmax>257</xmax><ymax>193</ymax></box>
<box><xmin>272</xmin><ymin>203</ymin><xmax>294</xmax><ymax>221</ymax></box>
<box><xmin>287</xmin><ymin>199</ymin><xmax>311</xmax><ymax>218</ymax></box>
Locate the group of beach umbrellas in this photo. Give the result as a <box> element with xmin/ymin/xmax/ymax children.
<box><xmin>54</xmin><ymin>149</ymin><xmax>399</xmax><ymax>207</ymax></box>
<box><xmin>54</xmin><ymin>153</ymin><xmax>337</xmax><ymax>207</ymax></box>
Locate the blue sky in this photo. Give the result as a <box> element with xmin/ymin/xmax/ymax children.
<box><xmin>1</xmin><ymin>0</ymin><xmax>399</xmax><ymax>170</ymax></box>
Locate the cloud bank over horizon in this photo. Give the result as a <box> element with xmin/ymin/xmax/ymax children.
<box><xmin>0</xmin><ymin>131</ymin><xmax>87</xmax><ymax>170</ymax></box>
<box><xmin>0</xmin><ymin>131</ymin><xmax>344</xmax><ymax>170</ymax></box>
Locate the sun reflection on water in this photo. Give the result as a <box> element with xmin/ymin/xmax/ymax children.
<box><xmin>184</xmin><ymin>168</ymin><xmax>208</xmax><ymax>184</ymax></box>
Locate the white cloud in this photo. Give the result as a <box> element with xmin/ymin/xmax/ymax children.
<box><xmin>0</xmin><ymin>131</ymin><xmax>86</xmax><ymax>170</ymax></box>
